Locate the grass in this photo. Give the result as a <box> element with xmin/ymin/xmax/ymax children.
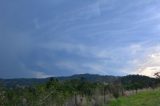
<box><xmin>108</xmin><ymin>89</ymin><xmax>160</xmax><ymax>106</ymax></box>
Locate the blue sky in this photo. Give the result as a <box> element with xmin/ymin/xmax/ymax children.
<box><xmin>1</xmin><ymin>0</ymin><xmax>160</xmax><ymax>78</ymax></box>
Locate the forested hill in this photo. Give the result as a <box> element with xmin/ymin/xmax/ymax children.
<box><xmin>0</xmin><ymin>74</ymin><xmax>118</xmax><ymax>88</ymax></box>
<box><xmin>58</xmin><ymin>74</ymin><xmax>118</xmax><ymax>83</ymax></box>
<box><xmin>121</xmin><ymin>75</ymin><xmax>158</xmax><ymax>90</ymax></box>
<box><xmin>0</xmin><ymin>74</ymin><xmax>158</xmax><ymax>88</ymax></box>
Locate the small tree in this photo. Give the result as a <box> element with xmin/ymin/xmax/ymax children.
<box><xmin>154</xmin><ymin>72</ymin><xmax>160</xmax><ymax>79</ymax></box>
<box><xmin>0</xmin><ymin>83</ymin><xmax>7</xmax><ymax>106</ymax></box>
<box><xmin>154</xmin><ymin>72</ymin><xmax>160</xmax><ymax>87</ymax></box>
<box><xmin>109</xmin><ymin>80</ymin><xmax>123</xmax><ymax>99</ymax></box>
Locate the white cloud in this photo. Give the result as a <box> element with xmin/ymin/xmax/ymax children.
<box><xmin>32</xmin><ymin>71</ymin><xmax>51</xmax><ymax>78</ymax></box>
<box><xmin>19</xmin><ymin>62</ymin><xmax>52</xmax><ymax>78</ymax></box>
<box><xmin>137</xmin><ymin>66</ymin><xmax>160</xmax><ymax>77</ymax></box>
<box><xmin>134</xmin><ymin>46</ymin><xmax>160</xmax><ymax>77</ymax></box>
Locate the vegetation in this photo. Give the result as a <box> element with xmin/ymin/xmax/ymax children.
<box><xmin>0</xmin><ymin>74</ymin><xmax>159</xmax><ymax>106</ymax></box>
<box><xmin>121</xmin><ymin>75</ymin><xmax>158</xmax><ymax>90</ymax></box>
<box><xmin>108</xmin><ymin>88</ymin><xmax>160</xmax><ymax>106</ymax></box>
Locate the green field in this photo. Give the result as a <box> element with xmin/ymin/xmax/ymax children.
<box><xmin>108</xmin><ymin>89</ymin><xmax>160</xmax><ymax>106</ymax></box>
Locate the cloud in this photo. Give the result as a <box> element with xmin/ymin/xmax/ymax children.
<box><xmin>18</xmin><ymin>62</ymin><xmax>52</xmax><ymax>78</ymax></box>
<box><xmin>132</xmin><ymin>45</ymin><xmax>160</xmax><ymax>77</ymax></box>
<box><xmin>129</xmin><ymin>44</ymin><xmax>142</xmax><ymax>55</ymax></box>
<box><xmin>55</xmin><ymin>60</ymin><xmax>109</xmax><ymax>75</ymax></box>
<box><xmin>32</xmin><ymin>71</ymin><xmax>51</xmax><ymax>78</ymax></box>
<box><xmin>40</xmin><ymin>41</ymin><xmax>156</xmax><ymax>76</ymax></box>
<box><xmin>2</xmin><ymin>0</ymin><xmax>160</xmax><ymax>78</ymax></box>
<box><xmin>41</xmin><ymin>42</ymin><xmax>102</xmax><ymax>58</ymax></box>
<box><xmin>82</xmin><ymin>63</ymin><xmax>108</xmax><ymax>75</ymax></box>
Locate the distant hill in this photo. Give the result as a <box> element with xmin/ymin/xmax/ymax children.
<box><xmin>58</xmin><ymin>73</ymin><xmax>119</xmax><ymax>82</ymax></box>
<box><xmin>0</xmin><ymin>74</ymin><xmax>158</xmax><ymax>88</ymax></box>
<box><xmin>0</xmin><ymin>78</ymin><xmax>49</xmax><ymax>88</ymax></box>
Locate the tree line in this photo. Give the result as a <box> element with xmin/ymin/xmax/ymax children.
<box><xmin>0</xmin><ymin>74</ymin><xmax>159</xmax><ymax>106</ymax></box>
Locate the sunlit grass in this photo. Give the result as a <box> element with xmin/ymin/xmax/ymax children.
<box><xmin>108</xmin><ymin>88</ymin><xmax>160</xmax><ymax>106</ymax></box>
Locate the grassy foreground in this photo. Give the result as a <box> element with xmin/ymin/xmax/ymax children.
<box><xmin>108</xmin><ymin>89</ymin><xmax>160</xmax><ymax>106</ymax></box>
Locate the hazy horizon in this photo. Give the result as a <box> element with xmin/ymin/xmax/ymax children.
<box><xmin>1</xmin><ymin>0</ymin><xmax>160</xmax><ymax>78</ymax></box>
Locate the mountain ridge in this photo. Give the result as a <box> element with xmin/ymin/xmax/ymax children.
<box><xmin>0</xmin><ymin>73</ymin><xmax>157</xmax><ymax>88</ymax></box>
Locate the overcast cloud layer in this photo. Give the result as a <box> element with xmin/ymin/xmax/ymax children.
<box><xmin>1</xmin><ymin>0</ymin><xmax>160</xmax><ymax>78</ymax></box>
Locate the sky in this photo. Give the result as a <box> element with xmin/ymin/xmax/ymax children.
<box><xmin>1</xmin><ymin>0</ymin><xmax>160</xmax><ymax>78</ymax></box>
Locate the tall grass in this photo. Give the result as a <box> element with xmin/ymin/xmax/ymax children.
<box><xmin>108</xmin><ymin>88</ymin><xmax>160</xmax><ymax>106</ymax></box>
